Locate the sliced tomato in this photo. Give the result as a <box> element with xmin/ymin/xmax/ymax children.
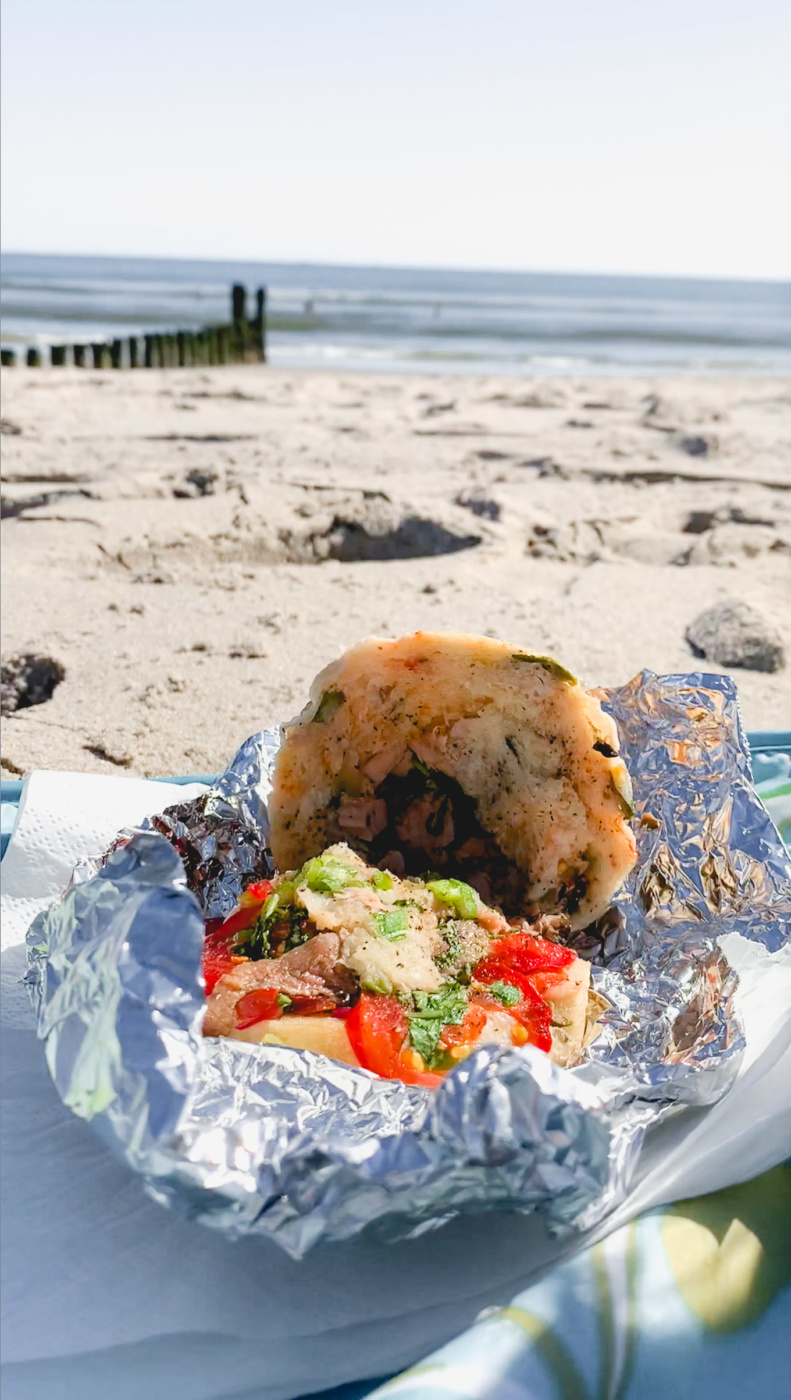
<box><xmin>235</xmin><ymin>987</ymin><xmax>284</xmax><ymax>1029</ymax></box>
<box><xmin>345</xmin><ymin>993</ymin><xmax>442</xmax><ymax>1088</ymax></box>
<box><xmin>345</xmin><ymin>993</ymin><xmax>408</xmax><ymax>1077</ymax></box>
<box><xmin>485</xmin><ymin>931</ymin><xmax>574</xmax><ymax>976</ymax></box>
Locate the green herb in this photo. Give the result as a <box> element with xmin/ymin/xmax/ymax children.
<box><xmin>298</xmin><ymin>855</ymin><xmax>363</xmax><ymax>894</ymax></box>
<box><xmin>276</xmin><ymin>993</ymin><xmax>292</xmax><ymax>1008</ymax></box>
<box><xmin>407</xmin><ymin>982</ymin><xmax>469</xmax><ymax>1068</ymax></box>
<box><xmin>362</xmin><ymin>973</ymin><xmax>394</xmax><ymax>995</ymax></box>
<box><xmin>393</xmin><ymin>897</ymin><xmax>422</xmax><ymax>909</ymax></box>
<box><xmin>313</xmin><ymin>688</ymin><xmax>345</xmax><ymax>723</ymax></box>
<box><xmin>486</xmin><ymin>980</ymin><xmax>522</xmax><ymax>1008</ymax></box>
<box><xmin>371</xmin><ymin>909</ymin><xmax>410</xmax><ymax>941</ymax></box>
<box><xmin>511</xmin><ymin>652</ymin><xmax>577</xmax><ymax>684</ymax></box>
<box><xmin>236</xmin><ymin>881</ymin><xmax>296</xmax><ymax>957</ymax></box>
<box><xmin>371</xmin><ymin>869</ymin><xmax>394</xmax><ymax>891</ymax></box>
<box><xmin>427</xmin><ymin>877</ymin><xmax>480</xmax><ymax>921</ymax></box>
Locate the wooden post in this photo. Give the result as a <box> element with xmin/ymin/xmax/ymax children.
<box><xmin>253</xmin><ymin>286</ymin><xmax>267</xmax><ymax>361</ymax></box>
<box><xmin>177</xmin><ymin>331</ymin><xmax>187</xmax><ymax>367</ymax></box>
<box><xmin>217</xmin><ymin>326</ymin><xmax>229</xmax><ymax>364</ymax></box>
<box><xmin>26</xmin><ymin>347</ymin><xmax>42</xmax><ymax>367</ymax></box>
<box><xmin>73</xmin><ymin>344</ymin><xmax>87</xmax><ymax>368</ymax></box>
<box><xmin>92</xmin><ymin>343</ymin><xmax>110</xmax><ymax>369</ymax></box>
<box><xmin>231</xmin><ymin>284</ymin><xmax>247</xmax><ymax>361</ymax></box>
<box><xmin>144</xmin><ymin>334</ymin><xmax>154</xmax><ymax>368</ymax></box>
<box><xmin>1</xmin><ymin>348</ymin><xmax>17</xmax><ymax>367</ymax></box>
<box><xmin>50</xmin><ymin>345</ymin><xmax>68</xmax><ymax>366</ymax></box>
<box><xmin>110</xmin><ymin>339</ymin><xmax>123</xmax><ymax>369</ymax></box>
<box><xmin>129</xmin><ymin>336</ymin><xmax>140</xmax><ymax>369</ymax></box>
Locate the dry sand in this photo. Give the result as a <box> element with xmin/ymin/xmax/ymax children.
<box><xmin>1</xmin><ymin>366</ymin><xmax>790</xmax><ymax>778</ymax></box>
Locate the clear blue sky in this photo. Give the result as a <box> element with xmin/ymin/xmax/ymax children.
<box><xmin>2</xmin><ymin>0</ymin><xmax>789</xmax><ymax>278</ymax></box>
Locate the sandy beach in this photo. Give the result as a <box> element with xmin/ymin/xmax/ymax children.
<box><xmin>1</xmin><ymin>366</ymin><xmax>789</xmax><ymax>778</ymax></box>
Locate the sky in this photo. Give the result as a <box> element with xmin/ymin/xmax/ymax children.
<box><xmin>2</xmin><ymin>0</ymin><xmax>790</xmax><ymax>280</ymax></box>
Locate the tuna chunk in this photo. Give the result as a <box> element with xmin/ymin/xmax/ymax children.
<box><xmin>203</xmin><ymin>931</ymin><xmax>355</xmax><ymax>1037</ymax></box>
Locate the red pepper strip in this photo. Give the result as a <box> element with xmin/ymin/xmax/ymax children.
<box><xmin>235</xmin><ymin>988</ymin><xmax>283</xmax><ymax>1029</ymax></box>
<box><xmin>473</xmin><ymin>959</ymin><xmax>553</xmax><ymax>1053</ymax></box>
<box><xmin>485</xmin><ymin>931</ymin><xmax>574</xmax><ymax>976</ymax></box>
<box><xmin>246</xmin><ymin>879</ymin><xmax>275</xmax><ymax>902</ymax></box>
<box><xmin>333</xmin><ymin>1006</ymin><xmax>353</xmax><ymax>1020</ymax></box>
<box><xmin>202</xmin><ymin>924</ymin><xmax>246</xmax><ymax>995</ymax></box>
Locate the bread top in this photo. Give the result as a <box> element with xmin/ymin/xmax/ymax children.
<box><xmin>270</xmin><ymin>632</ymin><xmax>637</xmax><ymax>929</ymax></box>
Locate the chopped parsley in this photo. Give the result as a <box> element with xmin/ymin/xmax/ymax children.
<box><xmin>371</xmin><ymin>909</ymin><xmax>410</xmax><ymax>941</ymax></box>
<box><xmin>485</xmin><ymin>980</ymin><xmax>522</xmax><ymax>1008</ymax></box>
<box><xmin>407</xmin><ymin>982</ymin><xmax>468</xmax><ymax>1068</ymax></box>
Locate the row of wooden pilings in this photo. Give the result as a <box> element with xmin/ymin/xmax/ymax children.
<box><xmin>0</xmin><ymin>284</ymin><xmax>266</xmax><ymax>369</ymax></box>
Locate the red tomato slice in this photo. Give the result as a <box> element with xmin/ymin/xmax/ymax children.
<box><xmin>486</xmin><ymin>931</ymin><xmax>574</xmax><ymax>976</ymax></box>
<box><xmin>235</xmin><ymin>988</ymin><xmax>284</xmax><ymax>1029</ymax></box>
<box><xmin>345</xmin><ymin>993</ymin><xmax>408</xmax><ymax>1077</ymax></box>
<box><xmin>345</xmin><ymin>994</ymin><xmax>442</xmax><ymax>1088</ymax></box>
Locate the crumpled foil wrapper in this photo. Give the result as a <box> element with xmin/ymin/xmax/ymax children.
<box><xmin>24</xmin><ymin>672</ymin><xmax>791</xmax><ymax>1257</ymax></box>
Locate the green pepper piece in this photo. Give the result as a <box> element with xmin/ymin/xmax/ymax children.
<box><xmin>427</xmin><ymin>877</ymin><xmax>480</xmax><ymax>921</ymax></box>
<box><xmin>371</xmin><ymin>909</ymin><xmax>410</xmax><ymax>941</ymax></box>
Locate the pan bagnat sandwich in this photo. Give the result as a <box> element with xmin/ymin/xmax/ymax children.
<box><xmin>202</xmin><ymin>845</ymin><xmax>602</xmax><ymax>1084</ymax></box>
<box><xmin>200</xmin><ymin>634</ymin><xmax>636</xmax><ymax>1084</ymax></box>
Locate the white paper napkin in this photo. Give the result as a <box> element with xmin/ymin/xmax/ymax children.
<box><xmin>2</xmin><ymin>772</ymin><xmax>790</xmax><ymax>1400</ymax></box>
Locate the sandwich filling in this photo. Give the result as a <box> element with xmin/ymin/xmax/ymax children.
<box><xmin>202</xmin><ymin>844</ymin><xmax>602</xmax><ymax>1085</ymax></box>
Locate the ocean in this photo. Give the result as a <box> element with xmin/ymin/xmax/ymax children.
<box><xmin>2</xmin><ymin>252</ymin><xmax>790</xmax><ymax>377</ymax></box>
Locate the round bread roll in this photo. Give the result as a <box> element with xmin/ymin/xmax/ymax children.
<box><xmin>269</xmin><ymin>632</ymin><xmax>637</xmax><ymax>929</ymax></box>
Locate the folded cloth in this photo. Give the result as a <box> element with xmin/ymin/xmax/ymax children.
<box><xmin>1</xmin><ymin>757</ymin><xmax>790</xmax><ymax>1400</ymax></box>
<box><xmin>366</xmin><ymin>1163</ymin><xmax>791</xmax><ymax>1400</ymax></box>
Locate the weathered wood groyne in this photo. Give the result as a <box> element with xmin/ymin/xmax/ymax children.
<box><xmin>0</xmin><ymin>283</ymin><xmax>266</xmax><ymax>369</ymax></box>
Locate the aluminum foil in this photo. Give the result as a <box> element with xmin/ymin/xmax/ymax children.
<box><xmin>24</xmin><ymin>671</ymin><xmax>791</xmax><ymax>1258</ymax></box>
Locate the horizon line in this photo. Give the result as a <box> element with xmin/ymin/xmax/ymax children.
<box><xmin>2</xmin><ymin>249</ymin><xmax>789</xmax><ymax>290</ymax></box>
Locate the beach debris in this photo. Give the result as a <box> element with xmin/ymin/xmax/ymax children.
<box><xmin>1</xmin><ymin>417</ymin><xmax>22</xmax><ymax>435</ymax></box>
<box><xmin>677</xmin><ymin>434</ymin><xmax>713</xmax><ymax>458</ymax></box>
<box><xmin>1</xmin><ymin>654</ymin><xmax>65</xmax><ymax>715</ymax></box>
<box><xmin>686</xmin><ymin>600</ymin><xmax>785</xmax><ymax>673</ymax></box>
<box><xmin>454</xmin><ymin>490</ymin><xmax>501</xmax><ymax>521</ymax></box>
<box><xmin>565</xmin><ymin>418</ymin><xmax>594</xmax><ymax>429</ymax></box>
